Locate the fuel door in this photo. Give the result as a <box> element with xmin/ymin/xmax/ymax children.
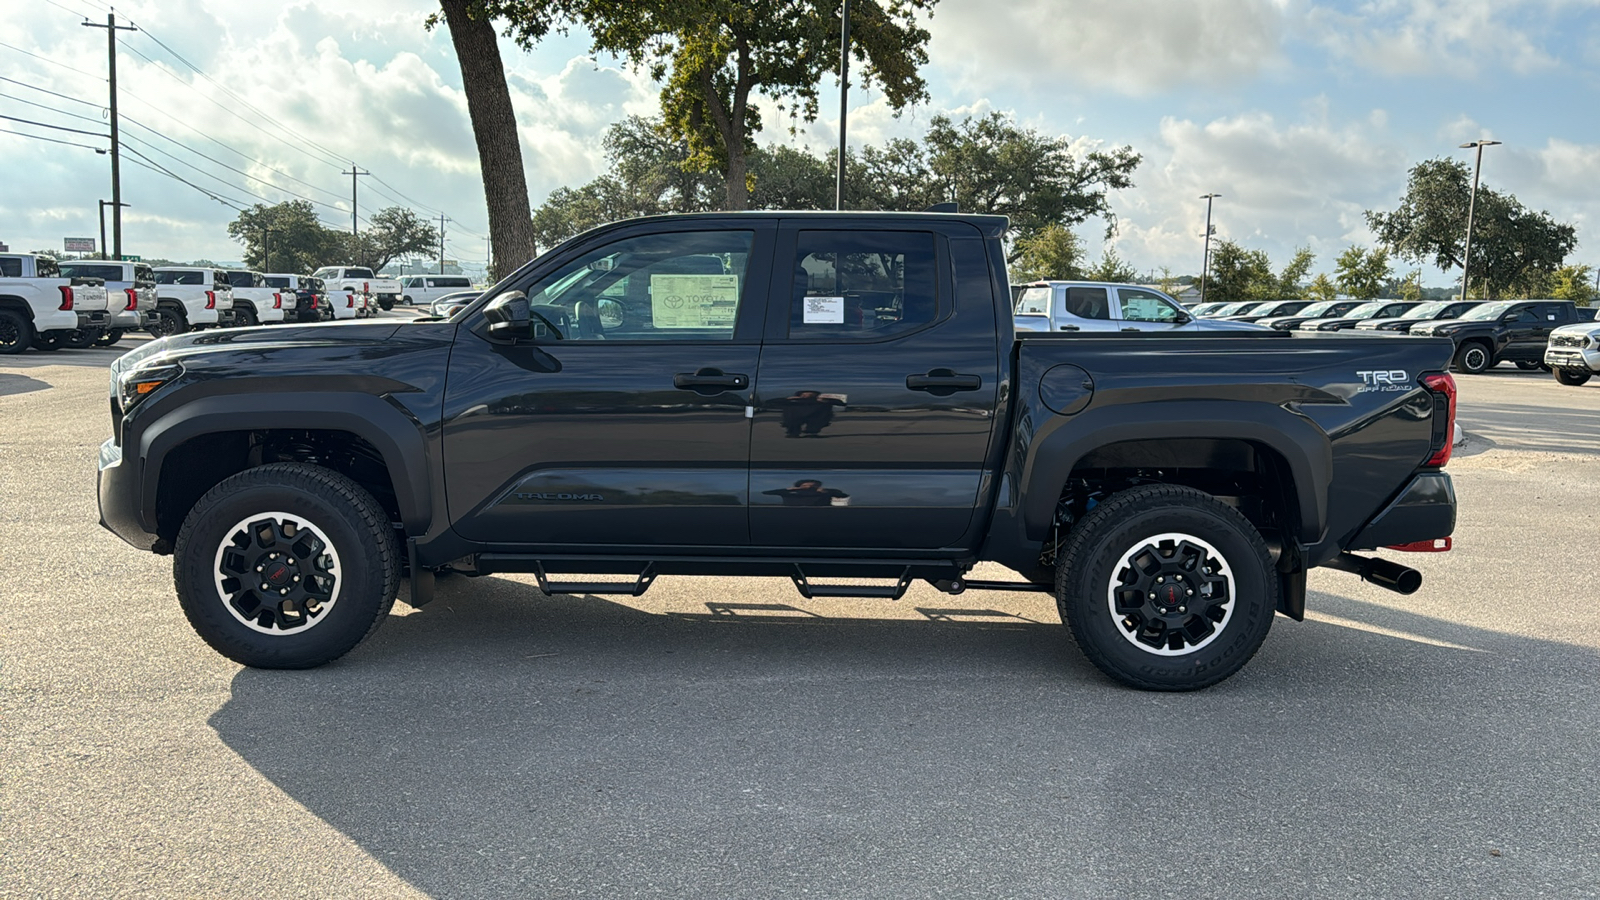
<box><xmin>1039</xmin><ymin>363</ymin><xmax>1095</xmax><ymax>415</ymax></box>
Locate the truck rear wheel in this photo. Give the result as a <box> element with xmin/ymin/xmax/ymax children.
<box><xmin>378</xmin><ymin>296</ymin><xmax>394</xmax><ymax>311</ymax></box>
<box><xmin>0</xmin><ymin>309</ymin><xmax>33</xmax><ymax>355</ymax></box>
<box><xmin>1453</xmin><ymin>342</ymin><xmax>1492</xmax><ymax>374</ymax></box>
<box><xmin>32</xmin><ymin>330</ymin><xmax>63</xmax><ymax>351</ymax></box>
<box><xmin>63</xmin><ymin>327</ymin><xmax>100</xmax><ymax>349</ymax></box>
<box><xmin>1054</xmin><ymin>483</ymin><xmax>1277</xmax><ymax>691</ymax></box>
<box><xmin>173</xmin><ymin>462</ymin><xmax>400</xmax><ymax>669</ymax></box>
<box><xmin>1555</xmin><ymin>368</ymin><xmax>1593</xmax><ymax>386</ymax></box>
<box><xmin>94</xmin><ymin>328</ymin><xmax>125</xmax><ymax>347</ymax></box>
<box><xmin>148</xmin><ymin>307</ymin><xmax>185</xmax><ymax>337</ymax></box>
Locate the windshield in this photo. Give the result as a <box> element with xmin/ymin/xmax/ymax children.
<box><xmin>344</xmin><ymin>268</ymin><xmax>375</xmax><ymax>279</ymax></box>
<box><xmin>1213</xmin><ymin>302</ymin><xmax>1256</xmax><ymax>315</ymax></box>
<box><xmin>1403</xmin><ymin>301</ymin><xmax>1450</xmax><ymax>319</ymax></box>
<box><xmin>263</xmin><ymin>276</ymin><xmax>291</xmax><ymax>288</ymax></box>
<box><xmin>1295</xmin><ymin>301</ymin><xmax>1340</xmax><ymax>317</ymax></box>
<box><xmin>1345</xmin><ymin>302</ymin><xmax>1390</xmax><ymax>318</ymax></box>
<box><xmin>1463</xmin><ymin>301</ymin><xmax>1517</xmax><ymax>320</ymax></box>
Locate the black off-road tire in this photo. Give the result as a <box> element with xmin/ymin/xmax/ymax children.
<box><xmin>235</xmin><ymin>306</ymin><xmax>259</xmax><ymax>328</ymax></box>
<box><xmin>1055</xmin><ymin>483</ymin><xmax>1277</xmax><ymax>691</ymax></box>
<box><xmin>0</xmin><ymin>309</ymin><xmax>33</xmax><ymax>355</ymax></box>
<box><xmin>1452</xmin><ymin>341</ymin><xmax>1492</xmax><ymax>374</ymax></box>
<box><xmin>1555</xmin><ymin>367</ymin><xmax>1593</xmax><ymax>387</ymax></box>
<box><xmin>32</xmin><ymin>330</ymin><xmax>64</xmax><ymax>351</ymax></box>
<box><xmin>173</xmin><ymin>462</ymin><xmax>400</xmax><ymax>669</ymax></box>
<box><xmin>63</xmin><ymin>327</ymin><xmax>100</xmax><ymax>349</ymax></box>
<box><xmin>1515</xmin><ymin>360</ymin><xmax>1540</xmax><ymax>371</ymax></box>
<box><xmin>378</xmin><ymin>296</ymin><xmax>394</xmax><ymax>311</ymax></box>
<box><xmin>94</xmin><ymin>328</ymin><xmax>125</xmax><ymax>347</ymax></box>
<box><xmin>147</xmin><ymin>306</ymin><xmax>186</xmax><ymax>337</ymax></box>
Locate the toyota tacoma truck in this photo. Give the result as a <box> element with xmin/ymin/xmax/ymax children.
<box><xmin>97</xmin><ymin>212</ymin><xmax>1459</xmax><ymax>691</ymax></box>
<box><xmin>1410</xmin><ymin>299</ymin><xmax>1586</xmax><ymax>374</ymax></box>
<box><xmin>0</xmin><ymin>252</ymin><xmax>110</xmax><ymax>353</ymax></box>
<box><xmin>1544</xmin><ymin>319</ymin><xmax>1600</xmax><ymax>386</ymax></box>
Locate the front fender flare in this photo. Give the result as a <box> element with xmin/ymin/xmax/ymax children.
<box><xmin>1019</xmin><ymin>399</ymin><xmax>1332</xmax><ymax>544</ymax></box>
<box><xmin>135</xmin><ymin>392</ymin><xmax>432</xmax><ymax>534</ymax></box>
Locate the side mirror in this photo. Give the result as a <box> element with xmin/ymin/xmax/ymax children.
<box><xmin>482</xmin><ymin>291</ymin><xmax>531</xmax><ymax>341</ymax></box>
<box><xmin>1174</xmin><ymin>312</ymin><xmax>1193</xmax><ymax>325</ymax></box>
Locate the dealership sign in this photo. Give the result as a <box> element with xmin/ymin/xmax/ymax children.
<box><xmin>64</xmin><ymin>237</ymin><xmax>96</xmax><ymax>253</ymax></box>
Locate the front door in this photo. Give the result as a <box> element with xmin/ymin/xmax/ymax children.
<box><xmin>443</xmin><ymin>224</ymin><xmax>774</xmax><ymax>547</ymax></box>
<box><xmin>1113</xmin><ymin>286</ymin><xmax>1193</xmax><ymax>332</ymax></box>
<box><xmin>1500</xmin><ymin>304</ymin><xmax>1545</xmax><ymax>360</ymax></box>
<box><xmin>748</xmin><ymin>224</ymin><xmax>1002</xmax><ymax>550</ymax></box>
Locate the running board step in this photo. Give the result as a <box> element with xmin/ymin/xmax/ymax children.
<box><xmin>533</xmin><ymin>563</ymin><xmax>657</xmax><ymax>597</ymax></box>
<box><xmin>791</xmin><ymin>565</ymin><xmax>913</xmax><ymax>600</ymax></box>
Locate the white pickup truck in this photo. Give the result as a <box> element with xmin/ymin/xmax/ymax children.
<box><xmin>58</xmin><ymin>260</ymin><xmax>159</xmax><ymax>347</ymax></box>
<box><xmin>0</xmin><ymin>253</ymin><xmax>111</xmax><ymax>353</ymax></box>
<box><xmin>221</xmin><ymin>269</ymin><xmax>287</xmax><ymax>326</ymax></box>
<box><xmin>151</xmin><ymin>267</ymin><xmax>237</xmax><ymax>336</ymax></box>
<box><xmin>312</xmin><ymin>266</ymin><xmax>401</xmax><ymax>311</ymax></box>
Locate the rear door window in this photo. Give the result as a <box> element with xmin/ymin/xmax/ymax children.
<box><xmin>787</xmin><ymin>231</ymin><xmax>939</xmax><ymax>339</ymax></box>
<box><xmin>1063</xmin><ymin>287</ymin><xmax>1111</xmax><ymax>320</ymax></box>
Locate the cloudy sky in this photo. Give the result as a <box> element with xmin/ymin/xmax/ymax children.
<box><xmin>4</xmin><ymin>0</ymin><xmax>1600</xmax><ymax>283</ymax></box>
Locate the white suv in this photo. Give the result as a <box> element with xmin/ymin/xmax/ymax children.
<box><xmin>400</xmin><ymin>274</ymin><xmax>474</xmax><ymax>306</ymax></box>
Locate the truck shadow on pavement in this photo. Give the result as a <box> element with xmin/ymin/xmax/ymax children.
<box><xmin>209</xmin><ymin>575</ymin><xmax>1600</xmax><ymax>899</ymax></box>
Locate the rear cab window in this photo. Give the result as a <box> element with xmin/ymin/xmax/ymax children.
<box><xmin>787</xmin><ymin>230</ymin><xmax>939</xmax><ymax>340</ymax></box>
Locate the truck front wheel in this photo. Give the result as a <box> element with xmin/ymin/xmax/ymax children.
<box><xmin>1555</xmin><ymin>368</ymin><xmax>1593</xmax><ymax>386</ymax></box>
<box><xmin>1453</xmin><ymin>342</ymin><xmax>1492</xmax><ymax>374</ymax></box>
<box><xmin>173</xmin><ymin>462</ymin><xmax>400</xmax><ymax>669</ymax></box>
<box><xmin>1054</xmin><ymin>483</ymin><xmax>1277</xmax><ymax>691</ymax></box>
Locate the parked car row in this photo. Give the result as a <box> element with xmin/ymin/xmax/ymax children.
<box><xmin>0</xmin><ymin>253</ymin><xmax>392</xmax><ymax>353</ymax></box>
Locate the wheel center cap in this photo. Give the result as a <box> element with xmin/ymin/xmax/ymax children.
<box><xmin>265</xmin><ymin>562</ymin><xmax>293</xmax><ymax>587</ymax></box>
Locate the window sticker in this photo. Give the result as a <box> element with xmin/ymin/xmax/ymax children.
<box><xmin>650</xmin><ymin>274</ymin><xmax>739</xmax><ymax>329</ymax></box>
<box><xmin>804</xmin><ymin>295</ymin><xmax>845</xmax><ymax>324</ymax></box>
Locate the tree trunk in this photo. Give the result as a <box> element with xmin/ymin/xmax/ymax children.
<box><xmin>439</xmin><ymin>0</ymin><xmax>537</xmax><ymax>280</ymax></box>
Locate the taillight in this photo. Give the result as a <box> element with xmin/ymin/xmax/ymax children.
<box><xmin>273</xmin><ymin>292</ymin><xmax>283</xmax><ymax>309</ymax></box>
<box><xmin>347</xmin><ymin>293</ymin><xmax>355</xmax><ymax>308</ymax></box>
<box><xmin>204</xmin><ymin>290</ymin><xmax>216</xmax><ymax>309</ymax></box>
<box><xmin>1421</xmin><ymin>372</ymin><xmax>1456</xmax><ymax>467</ymax></box>
<box><xmin>1388</xmin><ymin>538</ymin><xmax>1452</xmax><ymax>552</ymax></box>
<box><xmin>124</xmin><ymin>288</ymin><xmax>139</xmax><ymax>311</ymax></box>
<box><xmin>362</xmin><ymin>281</ymin><xmax>369</xmax><ymax>293</ymax></box>
<box><xmin>58</xmin><ymin>285</ymin><xmax>74</xmax><ymax>310</ymax></box>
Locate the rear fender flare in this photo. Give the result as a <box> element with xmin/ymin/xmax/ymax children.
<box><xmin>136</xmin><ymin>392</ymin><xmax>431</xmax><ymax>534</ymax></box>
<box><xmin>1019</xmin><ymin>400</ymin><xmax>1331</xmax><ymax>544</ymax></box>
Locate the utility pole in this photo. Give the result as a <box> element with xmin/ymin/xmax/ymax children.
<box><xmin>84</xmin><ymin>12</ymin><xmax>137</xmax><ymax>260</ymax></box>
<box><xmin>341</xmin><ymin>166</ymin><xmax>370</xmax><ymax>235</ymax></box>
<box><xmin>1198</xmin><ymin>193</ymin><xmax>1221</xmax><ymax>304</ymax></box>
<box><xmin>834</xmin><ymin>0</ymin><xmax>851</xmax><ymax>211</ymax></box>
<box><xmin>260</xmin><ymin>226</ymin><xmax>276</xmax><ymax>272</ymax></box>
<box><xmin>437</xmin><ymin>214</ymin><xmax>449</xmax><ymax>274</ymax></box>
<box><xmin>98</xmin><ymin>200</ymin><xmax>128</xmax><ymax>259</ymax></box>
<box><xmin>1457</xmin><ymin>139</ymin><xmax>1501</xmax><ymax>302</ymax></box>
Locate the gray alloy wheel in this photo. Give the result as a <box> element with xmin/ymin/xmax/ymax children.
<box><xmin>1454</xmin><ymin>342</ymin><xmax>1491</xmax><ymax>374</ymax></box>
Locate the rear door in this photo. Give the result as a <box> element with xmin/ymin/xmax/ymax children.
<box><xmin>748</xmin><ymin>221</ymin><xmax>1002</xmax><ymax>550</ymax></box>
<box><xmin>443</xmin><ymin>221</ymin><xmax>774</xmax><ymax>547</ymax></box>
<box><xmin>1500</xmin><ymin>303</ymin><xmax>1544</xmax><ymax>359</ymax></box>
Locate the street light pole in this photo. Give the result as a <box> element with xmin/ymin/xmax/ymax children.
<box><xmin>1198</xmin><ymin>193</ymin><xmax>1221</xmax><ymax>304</ymax></box>
<box><xmin>1457</xmin><ymin>139</ymin><xmax>1501</xmax><ymax>302</ymax></box>
<box><xmin>834</xmin><ymin>0</ymin><xmax>852</xmax><ymax>211</ymax></box>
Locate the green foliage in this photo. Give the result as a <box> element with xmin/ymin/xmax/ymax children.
<box><xmin>1206</xmin><ymin>240</ymin><xmax>1274</xmax><ymax>303</ymax></box>
<box><xmin>1398</xmin><ymin>269</ymin><xmax>1424</xmax><ymax>302</ymax></box>
<box><xmin>1277</xmin><ymin>247</ymin><xmax>1315</xmax><ymax>297</ymax></box>
<box><xmin>228</xmin><ymin>201</ymin><xmax>436</xmax><ymax>273</ymax></box>
<box><xmin>1334</xmin><ymin>245</ymin><xmax>1391</xmax><ymax>301</ymax></box>
<box><xmin>1550</xmin><ymin>264</ymin><xmax>1597</xmax><ymax>306</ymax></box>
<box><xmin>1366</xmin><ymin>157</ymin><xmax>1577</xmax><ymax>299</ymax></box>
<box><xmin>1011</xmin><ymin>225</ymin><xmax>1084</xmax><ymax>281</ymax></box>
<box><xmin>1305</xmin><ymin>273</ymin><xmax>1339</xmax><ymax>302</ymax></box>
<box><xmin>1085</xmin><ymin>246</ymin><xmax>1137</xmax><ymax>283</ymax></box>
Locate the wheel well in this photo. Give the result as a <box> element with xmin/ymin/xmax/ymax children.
<box><xmin>1043</xmin><ymin>437</ymin><xmax>1300</xmax><ymax>570</ymax></box>
<box><xmin>156</xmin><ymin>429</ymin><xmax>403</xmax><ymax>542</ymax></box>
<box><xmin>0</xmin><ymin>296</ymin><xmax>35</xmax><ymax>320</ymax></box>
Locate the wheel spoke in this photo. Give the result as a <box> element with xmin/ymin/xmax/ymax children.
<box><xmin>213</xmin><ymin>512</ymin><xmax>342</xmax><ymax>637</ymax></box>
<box><xmin>1106</xmin><ymin>531</ymin><xmax>1236</xmax><ymax>657</ymax></box>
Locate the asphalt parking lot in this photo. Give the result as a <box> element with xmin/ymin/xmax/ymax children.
<box><xmin>4</xmin><ymin>331</ymin><xmax>1600</xmax><ymax>899</ymax></box>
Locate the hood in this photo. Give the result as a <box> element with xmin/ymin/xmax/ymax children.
<box><xmin>1295</xmin><ymin>317</ymin><xmax>1352</xmax><ymax>330</ymax></box>
<box><xmin>1550</xmin><ymin>321</ymin><xmax>1600</xmax><ymax>338</ymax></box>
<box><xmin>1409</xmin><ymin>318</ymin><xmax>1476</xmax><ymax>335</ymax></box>
<box><xmin>1192</xmin><ymin>317</ymin><xmax>1270</xmax><ymax>331</ymax></box>
<box><xmin>112</xmin><ymin>320</ymin><xmax>404</xmax><ymax>376</ymax></box>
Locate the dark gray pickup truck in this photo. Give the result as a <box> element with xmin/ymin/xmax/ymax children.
<box><xmin>98</xmin><ymin>211</ymin><xmax>1458</xmax><ymax>690</ymax></box>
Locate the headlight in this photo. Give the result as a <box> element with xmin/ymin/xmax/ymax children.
<box><xmin>116</xmin><ymin>361</ymin><xmax>183</xmax><ymax>412</ymax></box>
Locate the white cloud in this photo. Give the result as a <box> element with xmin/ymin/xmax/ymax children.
<box><xmin>1304</xmin><ymin>0</ymin><xmax>1585</xmax><ymax>76</ymax></box>
<box><xmin>927</xmin><ymin>0</ymin><xmax>1290</xmax><ymax>95</ymax></box>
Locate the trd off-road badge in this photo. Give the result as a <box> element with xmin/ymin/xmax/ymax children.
<box><xmin>1355</xmin><ymin>369</ymin><xmax>1410</xmax><ymax>393</ymax></box>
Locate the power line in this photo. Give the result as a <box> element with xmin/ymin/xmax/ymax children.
<box><xmin>118</xmin><ymin>115</ymin><xmax>350</xmax><ymax>213</ymax></box>
<box><xmin>119</xmin><ymin>132</ymin><xmax>279</xmax><ymax>205</ymax></box>
<box><xmin>0</xmin><ymin>40</ymin><xmax>107</xmax><ymax>81</ymax></box>
<box><xmin>0</xmin><ymin>75</ymin><xmax>102</xmax><ymax>108</ymax></box>
<box><xmin>122</xmin><ymin>150</ymin><xmax>248</xmax><ymax>211</ymax></box>
<box><xmin>0</xmin><ymin>90</ymin><xmax>106</xmax><ymax>126</ymax></box>
<box><xmin>0</xmin><ymin>126</ymin><xmax>104</xmax><ymax>152</ymax></box>
<box><xmin>0</xmin><ymin>112</ymin><xmax>106</xmax><ymax>138</ymax></box>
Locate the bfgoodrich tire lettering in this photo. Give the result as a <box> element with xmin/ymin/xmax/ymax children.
<box><xmin>1055</xmin><ymin>483</ymin><xmax>1277</xmax><ymax>691</ymax></box>
<box><xmin>173</xmin><ymin>462</ymin><xmax>399</xmax><ymax>668</ymax></box>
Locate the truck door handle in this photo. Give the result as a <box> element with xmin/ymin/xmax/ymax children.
<box><xmin>906</xmin><ymin>368</ymin><xmax>982</xmax><ymax>395</ymax></box>
<box><xmin>673</xmin><ymin>368</ymin><xmax>748</xmax><ymax>395</ymax></box>
<box><xmin>1059</xmin><ymin>324</ymin><xmax>1080</xmax><ymax>331</ymax></box>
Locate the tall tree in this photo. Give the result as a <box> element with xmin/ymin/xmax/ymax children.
<box><xmin>227</xmin><ymin>201</ymin><xmax>345</xmax><ymax>272</ymax></box>
<box><xmin>1305</xmin><ymin>273</ymin><xmax>1339</xmax><ymax>302</ymax></box>
<box><xmin>1206</xmin><ymin>240</ymin><xmax>1275</xmax><ymax>303</ymax></box>
<box><xmin>539</xmin><ymin>0</ymin><xmax>937</xmax><ymax>210</ymax></box>
<box><xmin>1276</xmin><ymin>247</ymin><xmax>1315</xmax><ymax>297</ymax></box>
<box><xmin>1334</xmin><ymin>245</ymin><xmax>1391</xmax><ymax>301</ymax></box>
<box><xmin>1010</xmin><ymin>224</ymin><xmax>1084</xmax><ymax>282</ymax></box>
<box><xmin>1366</xmin><ymin>157</ymin><xmax>1576</xmax><ymax>299</ymax></box>
<box><xmin>344</xmin><ymin>207</ymin><xmax>441</xmax><ymax>273</ymax></box>
<box><xmin>1085</xmin><ymin>247</ymin><xmax>1137</xmax><ymax>283</ymax></box>
<box><xmin>1398</xmin><ymin>269</ymin><xmax>1424</xmax><ymax>302</ymax></box>
<box><xmin>1549</xmin><ymin>264</ymin><xmax>1597</xmax><ymax>306</ymax></box>
<box><xmin>431</xmin><ymin>0</ymin><xmax>539</xmax><ymax>279</ymax></box>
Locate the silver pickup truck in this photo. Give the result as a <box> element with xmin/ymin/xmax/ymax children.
<box><xmin>1013</xmin><ymin>280</ymin><xmax>1265</xmax><ymax>333</ymax></box>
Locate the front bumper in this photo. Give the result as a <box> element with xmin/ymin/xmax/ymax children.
<box><xmin>1348</xmin><ymin>472</ymin><xmax>1456</xmax><ymax>550</ymax></box>
<box><xmin>1544</xmin><ymin>347</ymin><xmax>1598</xmax><ymax>372</ymax></box>
<box><xmin>98</xmin><ymin>437</ymin><xmax>159</xmax><ymax>551</ymax></box>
